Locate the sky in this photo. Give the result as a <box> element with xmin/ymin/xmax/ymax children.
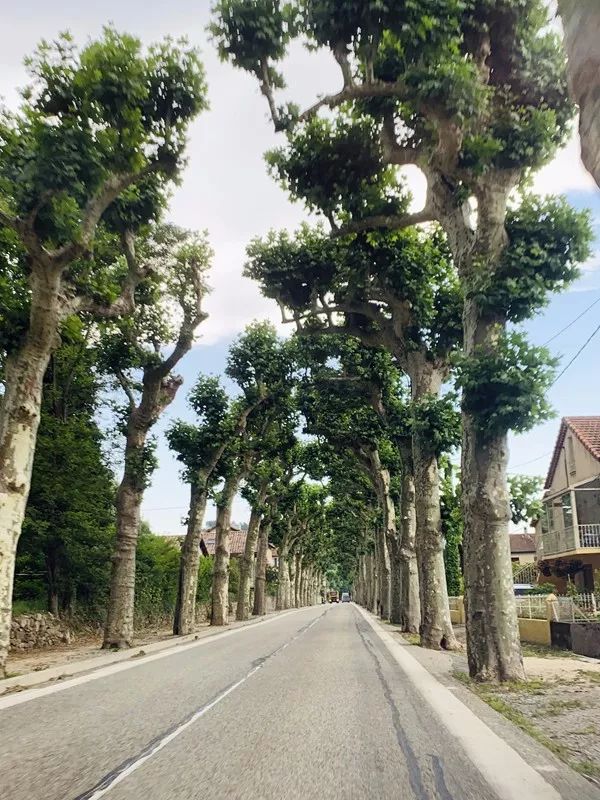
<box><xmin>2</xmin><ymin>1</ymin><xmax>600</xmax><ymax>533</ymax></box>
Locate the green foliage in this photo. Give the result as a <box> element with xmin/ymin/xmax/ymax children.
<box><xmin>134</xmin><ymin>526</ymin><xmax>180</xmax><ymax>625</ymax></box>
<box><xmin>266</xmin><ymin>115</ymin><xmax>402</xmax><ymax>222</ymax></box>
<box><xmin>196</xmin><ymin>556</ymin><xmax>214</xmax><ymax>603</ymax></box>
<box><xmin>209</xmin><ymin>0</ymin><xmax>296</xmax><ymax>84</ymax></box>
<box><xmin>471</xmin><ymin>196</ymin><xmax>592</xmax><ymax>321</ymax></box>
<box><xmin>1</xmin><ymin>28</ymin><xmax>207</xmax><ymax>243</ymax></box>
<box><xmin>525</xmin><ymin>583</ymin><xmax>556</xmax><ymax>596</ymax></box>
<box><xmin>14</xmin><ymin>324</ymin><xmax>115</xmax><ymax>616</ymax></box>
<box><xmin>411</xmin><ymin>394</ymin><xmax>461</xmax><ymax>457</ymax></box>
<box><xmin>455</xmin><ymin>332</ymin><xmax>557</xmax><ymax>440</ymax></box>
<box><xmin>509</xmin><ymin>474</ymin><xmax>543</xmax><ymax>526</ymax></box>
<box><xmin>440</xmin><ymin>459</ymin><xmax>463</xmax><ymax>595</ymax></box>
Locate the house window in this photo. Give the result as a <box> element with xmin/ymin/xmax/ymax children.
<box><xmin>567</xmin><ymin>436</ymin><xmax>576</xmax><ymax>476</ymax></box>
<box><xmin>541</xmin><ymin>503</ymin><xmax>554</xmax><ymax>533</ymax></box>
<box><xmin>562</xmin><ymin>492</ymin><xmax>573</xmax><ymax>530</ymax></box>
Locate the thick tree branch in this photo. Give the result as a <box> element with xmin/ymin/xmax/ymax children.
<box><xmin>50</xmin><ymin>160</ymin><xmax>167</xmax><ymax>268</ymax></box>
<box><xmin>333</xmin><ymin>43</ymin><xmax>354</xmax><ymax>89</ymax></box>
<box><xmin>259</xmin><ymin>59</ymin><xmax>285</xmax><ymax>132</ymax></box>
<box><xmin>74</xmin><ymin>230</ymin><xmax>149</xmax><ymax>319</ymax></box>
<box><xmin>115</xmin><ymin>368</ymin><xmax>136</xmax><ymax>410</ymax></box>
<box><xmin>298</xmin><ymin>80</ymin><xmax>407</xmax><ymax>122</ymax></box>
<box><xmin>337</xmin><ymin>206</ymin><xmax>435</xmax><ymax>236</ymax></box>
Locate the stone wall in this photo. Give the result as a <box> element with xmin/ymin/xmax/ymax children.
<box><xmin>10</xmin><ymin>613</ymin><xmax>71</xmax><ymax>652</ymax></box>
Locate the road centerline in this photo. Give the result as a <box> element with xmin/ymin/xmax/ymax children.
<box><xmin>71</xmin><ymin>608</ymin><xmax>327</xmax><ymax>800</ymax></box>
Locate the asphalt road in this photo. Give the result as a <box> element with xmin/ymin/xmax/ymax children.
<box><xmin>0</xmin><ymin>604</ymin><xmax>560</xmax><ymax>799</ymax></box>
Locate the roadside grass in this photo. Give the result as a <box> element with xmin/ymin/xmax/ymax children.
<box><xmin>453</xmin><ymin>670</ymin><xmax>600</xmax><ymax>782</ymax></box>
<box><xmin>578</xmin><ymin>670</ymin><xmax>600</xmax><ymax>684</ymax></box>
<box><xmin>402</xmin><ymin>633</ymin><xmax>421</xmax><ymax>646</ymax></box>
<box><xmin>521</xmin><ymin>643</ymin><xmax>578</xmax><ymax>659</ymax></box>
<box><xmin>534</xmin><ymin>698</ymin><xmax>584</xmax><ymax>717</ymax></box>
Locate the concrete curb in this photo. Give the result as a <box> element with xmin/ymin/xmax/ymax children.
<box><xmin>1</xmin><ymin>608</ymin><xmax>299</xmax><ymax>695</ymax></box>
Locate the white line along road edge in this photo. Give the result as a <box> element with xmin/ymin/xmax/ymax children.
<box><xmin>355</xmin><ymin>604</ymin><xmax>562</xmax><ymax>800</ymax></box>
<box><xmin>0</xmin><ymin>607</ymin><xmax>309</xmax><ymax>711</ymax></box>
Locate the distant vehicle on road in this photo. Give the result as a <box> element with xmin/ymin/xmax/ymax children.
<box><xmin>327</xmin><ymin>591</ymin><xmax>339</xmax><ymax>603</ymax></box>
<box><xmin>341</xmin><ymin>592</ymin><xmax>350</xmax><ymax>603</ymax></box>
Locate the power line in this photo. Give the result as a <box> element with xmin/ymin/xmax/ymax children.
<box><xmin>543</xmin><ymin>294</ymin><xmax>600</xmax><ymax>346</ymax></box>
<box><xmin>551</xmin><ymin>319</ymin><xmax>600</xmax><ymax>386</ymax></box>
<box><xmin>509</xmin><ymin>318</ymin><xmax>600</xmax><ymax>472</ymax></box>
<box><xmin>509</xmin><ymin>451</ymin><xmax>553</xmax><ymax>470</ymax></box>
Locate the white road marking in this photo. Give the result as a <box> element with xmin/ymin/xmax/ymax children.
<box><xmin>79</xmin><ymin>610</ymin><xmax>325</xmax><ymax>799</ymax></box>
<box><xmin>0</xmin><ymin>607</ymin><xmax>310</xmax><ymax>711</ymax></box>
<box><xmin>355</xmin><ymin>605</ymin><xmax>563</xmax><ymax>800</ymax></box>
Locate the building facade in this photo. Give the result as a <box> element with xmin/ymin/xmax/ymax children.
<box><xmin>535</xmin><ymin>417</ymin><xmax>600</xmax><ymax>591</ymax></box>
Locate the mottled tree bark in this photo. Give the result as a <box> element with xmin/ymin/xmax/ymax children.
<box><xmin>411</xmin><ymin>360</ymin><xmax>458</xmax><ymax>650</ymax></box>
<box><xmin>368</xmin><ymin>450</ymin><xmax>397</xmax><ymax>623</ymax></box>
<box><xmin>462</xmin><ymin>303</ymin><xmax>524</xmax><ymax>680</ymax></box>
<box><xmin>276</xmin><ymin>537</ymin><xmax>292</xmax><ymax>610</ymax></box>
<box><xmin>398</xmin><ymin>465</ymin><xmax>420</xmax><ymax>633</ymax></box>
<box><xmin>0</xmin><ymin>271</ymin><xmax>65</xmax><ymax>675</ymax></box>
<box><xmin>253</xmin><ymin>521</ymin><xmax>269</xmax><ymax>616</ymax></box>
<box><xmin>173</xmin><ymin>485</ymin><xmax>207</xmax><ymax>635</ymax></box>
<box><xmin>559</xmin><ymin>0</ymin><xmax>600</xmax><ymax>188</ymax></box>
<box><xmin>211</xmin><ymin>475</ymin><xmax>239</xmax><ymax>626</ymax></box>
<box><xmin>237</xmin><ymin>486</ymin><xmax>267</xmax><ymax>620</ymax></box>
<box><xmin>103</xmin><ymin>370</ymin><xmax>183</xmax><ymax>648</ymax></box>
<box><xmin>294</xmin><ymin>553</ymin><xmax>302</xmax><ymax>607</ymax></box>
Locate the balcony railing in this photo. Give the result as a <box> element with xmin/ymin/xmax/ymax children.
<box><xmin>538</xmin><ymin>524</ymin><xmax>600</xmax><ymax>557</ymax></box>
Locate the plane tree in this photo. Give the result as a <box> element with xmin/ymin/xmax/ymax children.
<box><xmin>213</xmin><ymin>0</ymin><xmax>592</xmax><ymax>679</ymax></box>
<box><xmin>246</xmin><ymin>229</ymin><xmax>462</xmax><ymax>647</ymax></box>
<box><xmin>211</xmin><ymin>323</ymin><xmax>293</xmax><ymax>626</ymax></box>
<box><xmin>0</xmin><ymin>29</ymin><xmax>206</xmax><ymax>674</ymax></box>
<box><xmin>99</xmin><ymin>225</ymin><xmax>210</xmax><ymax>648</ymax></box>
<box><xmin>236</xmin><ymin>403</ymin><xmax>298</xmax><ymax>620</ymax></box>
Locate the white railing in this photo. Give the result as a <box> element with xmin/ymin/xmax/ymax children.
<box><xmin>538</xmin><ymin>524</ymin><xmax>600</xmax><ymax>556</ymax></box>
<box><xmin>513</xmin><ymin>562</ymin><xmax>538</xmax><ymax>584</ymax></box>
<box><xmin>580</xmin><ymin>524</ymin><xmax>600</xmax><ymax>548</ymax></box>
<box><xmin>514</xmin><ymin>596</ymin><xmax>548</xmax><ymax>620</ymax></box>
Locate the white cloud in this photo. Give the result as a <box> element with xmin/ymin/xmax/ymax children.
<box><xmin>532</xmin><ymin>130</ymin><xmax>598</xmax><ymax>195</ymax></box>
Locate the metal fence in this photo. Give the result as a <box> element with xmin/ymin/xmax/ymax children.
<box><xmin>449</xmin><ymin>593</ymin><xmax>600</xmax><ymax>622</ymax></box>
<box><xmin>514</xmin><ymin>596</ymin><xmax>548</xmax><ymax>620</ymax></box>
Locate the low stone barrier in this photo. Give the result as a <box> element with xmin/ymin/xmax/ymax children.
<box><xmin>10</xmin><ymin>612</ymin><xmax>71</xmax><ymax>652</ymax></box>
<box><xmin>517</xmin><ymin>617</ymin><xmax>551</xmax><ymax>645</ymax></box>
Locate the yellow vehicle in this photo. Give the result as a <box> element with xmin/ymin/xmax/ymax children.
<box><xmin>327</xmin><ymin>591</ymin><xmax>339</xmax><ymax>603</ymax></box>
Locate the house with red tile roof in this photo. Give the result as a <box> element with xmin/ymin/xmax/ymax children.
<box><xmin>200</xmin><ymin>526</ymin><xmax>277</xmax><ymax>567</ymax></box>
<box><xmin>535</xmin><ymin>417</ymin><xmax>600</xmax><ymax>591</ymax></box>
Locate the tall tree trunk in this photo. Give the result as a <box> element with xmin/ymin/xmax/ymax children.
<box><xmin>411</xmin><ymin>361</ymin><xmax>458</xmax><ymax>650</ymax></box>
<box><xmin>103</xmin><ymin>430</ymin><xmax>145</xmax><ymax>648</ymax></box>
<box><xmin>276</xmin><ymin>539</ymin><xmax>291</xmax><ymax>610</ymax></box>
<box><xmin>0</xmin><ymin>276</ymin><xmax>62</xmax><ymax>676</ymax></box>
<box><xmin>294</xmin><ymin>553</ymin><xmax>302</xmax><ymax>607</ymax></box>
<box><xmin>368</xmin><ymin>551</ymin><xmax>377</xmax><ymax>613</ymax></box>
<box><xmin>173</xmin><ymin>484</ymin><xmax>207</xmax><ymax>635</ymax></box>
<box><xmin>462</xmin><ymin>302</ymin><xmax>524</xmax><ymax>681</ymax></box>
<box><xmin>252</xmin><ymin>520</ymin><xmax>269</xmax><ymax>616</ymax></box>
<box><xmin>559</xmin><ymin>0</ymin><xmax>600</xmax><ymax>188</ymax></box>
<box><xmin>287</xmin><ymin>549</ymin><xmax>295</xmax><ymax>609</ymax></box>
<box><xmin>237</xmin><ymin>488</ymin><xmax>267</xmax><ymax>620</ymax></box>
<box><xmin>399</xmin><ymin>467</ymin><xmax>420</xmax><ymax>633</ymax></box>
<box><xmin>211</xmin><ymin>477</ymin><xmax>238</xmax><ymax>626</ymax></box>
<box><xmin>104</xmin><ymin>365</ymin><xmax>183</xmax><ymax>648</ymax></box>
<box><xmin>368</xmin><ymin>451</ymin><xmax>396</xmax><ymax>622</ymax></box>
